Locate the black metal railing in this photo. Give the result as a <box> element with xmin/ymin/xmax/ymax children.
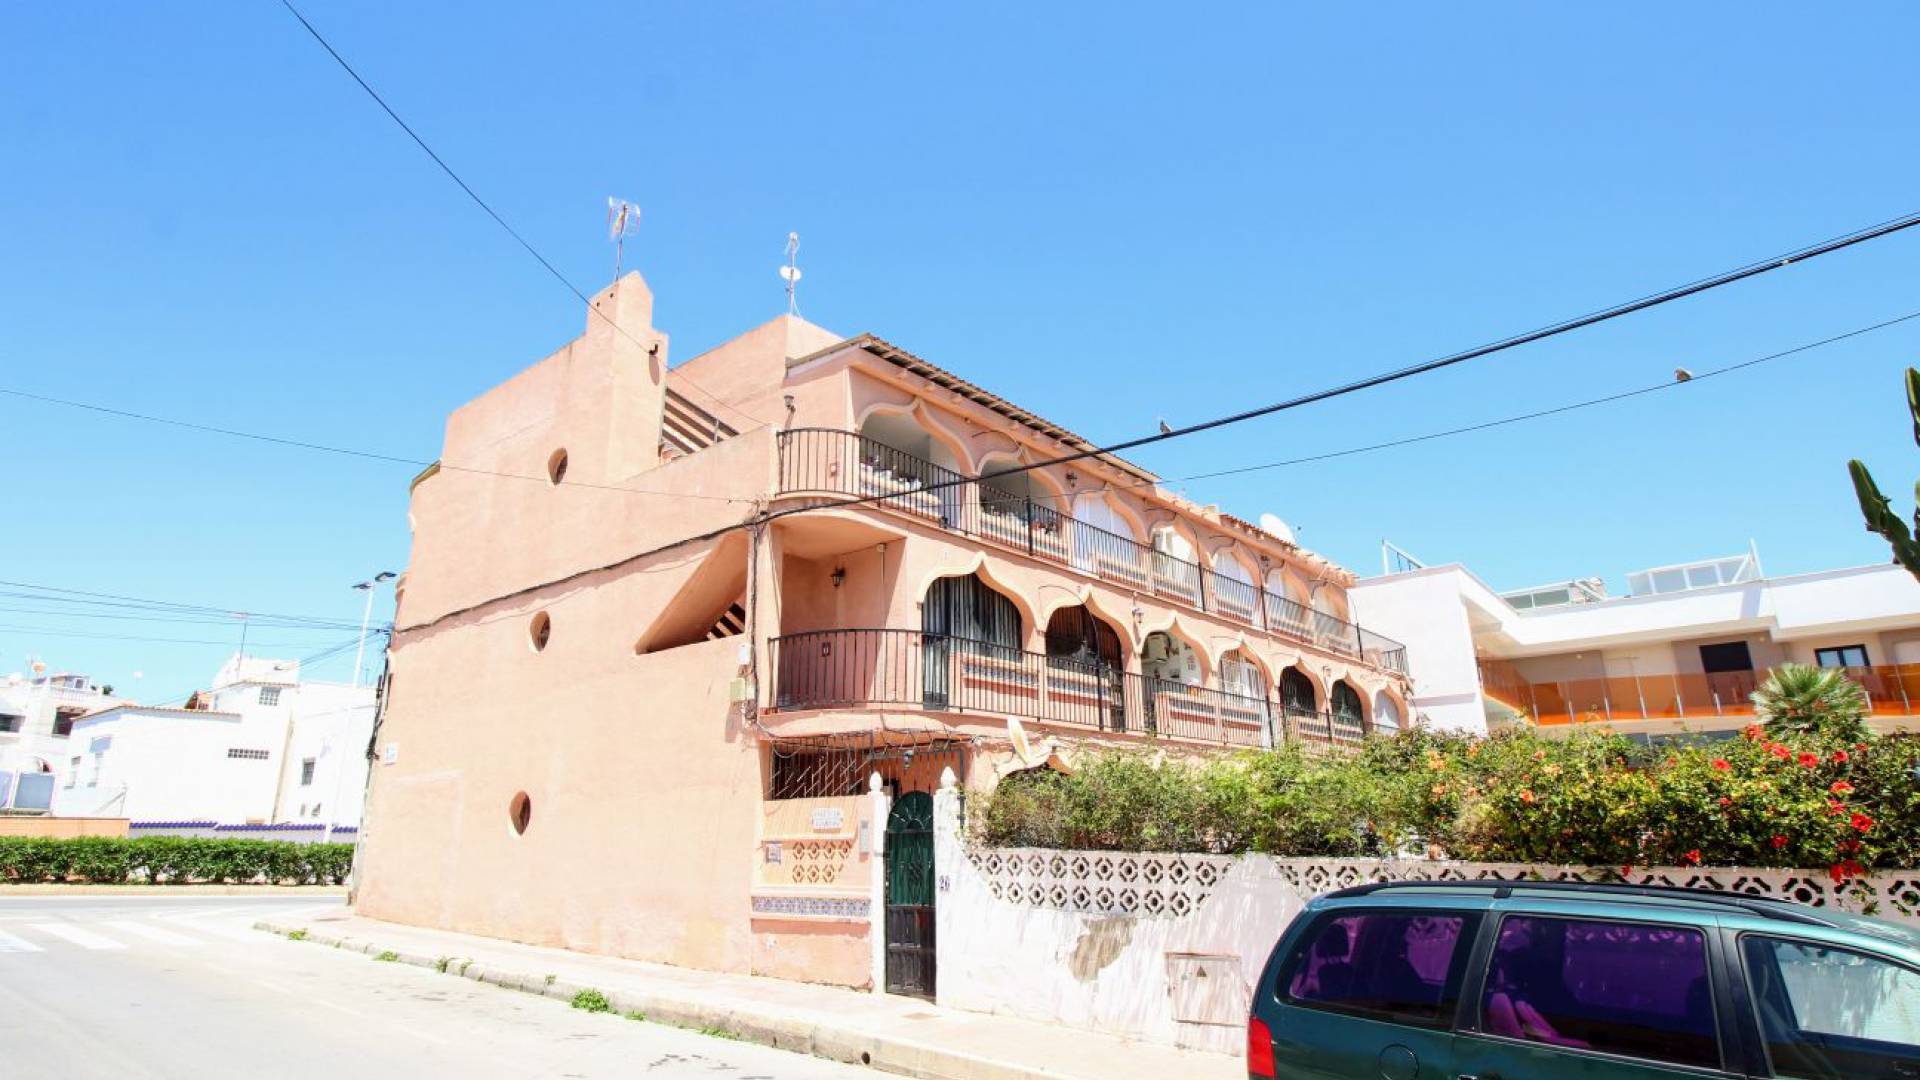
<box><xmin>777</xmin><ymin>428</ymin><xmax>1409</xmax><ymax>674</ymax></box>
<box><xmin>768</xmin><ymin>628</ymin><xmax>1368</xmax><ymax>748</ymax></box>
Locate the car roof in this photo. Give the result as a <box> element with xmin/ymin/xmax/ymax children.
<box><xmin>1319</xmin><ymin>879</ymin><xmax>1834</xmax><ymax>927</ymax></box>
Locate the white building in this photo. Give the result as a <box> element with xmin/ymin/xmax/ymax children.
<box><xmin>1350</xmin><ymin>547</ymin><xmax>1920</xmax><ymax>737</ymax></box>
<box><xmin>50</xmin><ymin>655</ymin><xmax>375</xmax><ymax>827</ymax></box>
<box><xmin>0</xmin><ymin>667</ymin><xmax>122</xmax><ymax>811</ymax></box>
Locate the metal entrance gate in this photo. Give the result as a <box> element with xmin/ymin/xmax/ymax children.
<box><xmin>883</xmin><ymin>791</ymin><xmax>936</xmax><ymax>998</ymax></box>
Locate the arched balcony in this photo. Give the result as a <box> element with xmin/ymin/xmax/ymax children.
<box><xmin>774</xmin><ymin>426</ymin><xmax>1409</xmax><ymax>678</ymax></box>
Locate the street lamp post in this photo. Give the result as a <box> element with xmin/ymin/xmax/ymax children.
<box><xmin>350</xmin><ymin>572</ymin><xmax>397</xmax><ymax>688</ymax></box>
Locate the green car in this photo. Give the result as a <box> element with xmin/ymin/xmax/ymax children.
<box><xmin>1248</xmin><ymin>880</ymin><xmax>1920</xmax><ymax>1080</ymax></box>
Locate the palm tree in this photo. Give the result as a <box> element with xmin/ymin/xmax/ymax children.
<box><xmin>1750</xmin><ymin>663</ymin><xmax>1868</xmax><ymax>741</ymax></box>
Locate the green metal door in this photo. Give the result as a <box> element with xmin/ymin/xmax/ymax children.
<box><xmin>884</xmin><ymin>791</ymin><xmax>936</xmax><ymax>997</ymax></box>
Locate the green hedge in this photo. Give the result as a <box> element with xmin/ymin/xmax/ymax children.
<box><xmin>0</xmin><ymin>837</ymin><xmax>353</xmax><ymax>885</ymax></box>
<box><xmin>973</xmin><ymin>727</ymin><xmax>1920</xmax><ymax>880</ymax></box>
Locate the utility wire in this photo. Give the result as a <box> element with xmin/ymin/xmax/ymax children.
<box><xmin>0</xmin><ymin>580</ymin><xmax>378</xmax><ymax>631</ymax></box>
<box><xmin>1032</xmin><ymin>308</ymin><xmax>1920</xmax><ymax>498</ymax></box>
<box><xmin>0</xmin><ymin>605</ymin><xmax>368</xmax><ymax>630</ymax></box>
<box><xmin>0</xmin><ymin>387</ymin><xmax>745</xmax><ymax>504</ymax></box>
<box><xmin>276</xmin><ymin>0</ymin><xmax>767</xmax><ymax>431</ymax></box>
<box><xmin>0</xmin><ymin>624</ymin><xmax>355</xmax><ymax>648</ymax></box>
<box><xmin>782</xmin><ymin>207</ymin><xmax>1920</xmax><ymax>512</ymax></box>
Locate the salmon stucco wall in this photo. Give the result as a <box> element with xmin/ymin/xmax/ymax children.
<box><xmin>0</xmin><ymin>816</ymin><xmax>129</xmax><ymax>838</ymax></box>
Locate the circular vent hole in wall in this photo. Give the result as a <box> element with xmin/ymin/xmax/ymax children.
<box><xmin>529</xmin><ymin>611</ymin><xmax>552</xmax><ymax>652</ymax></box>
<box><xmin>509</xmin><ymin>791</ymin><xmax>532</xmax><ymax>835</ymax></box>
<box><xmin>547</xmin><ymin>448</ymin><xmax>569</xmax><ymax>485</ymax></box>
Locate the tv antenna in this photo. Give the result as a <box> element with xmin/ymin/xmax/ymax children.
<box><xmin>779</xmin><ymin>231</ymin><xmax>802</xmax><ymax>315</ymax></box>
<box><xmin>607</xmin><ymin>197</ymin><xmax>641</xmax><ymax>277</ymax></box>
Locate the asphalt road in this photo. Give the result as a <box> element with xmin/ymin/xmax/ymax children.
<box><xmin>0</xmin><ymin>894</ymin><xmax>882</xmax><ymax>1079</ymax></box>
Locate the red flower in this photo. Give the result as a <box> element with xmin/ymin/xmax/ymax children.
<box><xmin>1851</xmin><ymin>812</ymin><xmax>1875</xmax><ymax>834</ymax></box>
<box><xmin>1620</xmin><ymin>865</ymin><xmax>1634</xmax><ymax>880</ymax></box>
<box><xmin>1797</xmin><ymin>752</ymin><xmax>1821</xmax><ymax>768</ymax></box>
<box><xmin>1827</xmin><ymin>800</ymin><xmax>1847</xmax><ymax>816</ymax></box>
<box><xmin>1717</xmin><ymin>797</ymin><xmax>1732</xmax><ymax>808</ymax></box>
<box><xmin>1519</xmin><ymin>789</ymin><xmax>1536</xmax><ymax>805</ymax></box>
<box><xmin>1830</xmin><ymin>860</ymin><xmax>1867</xmax><ymax>884</ymax></box>
<box><xmin>1743</xmin><ymin>724</ymin><xmax>1764</xmax><ymax>741</ymax></box>
<box><xmin>1711</xmin><ymin>758</ymin><xmax>1731</xmax><ymax>771</ymax></box>
<box><xmin>1771</xmin><ymin>834</ymin><xmax>1790</xmax><ymax>849</ymax></box>
<box><xmin>1682</xmin><ymin>849</ymin><xmax>1702</xmax><ymax>866</ymax></box>
<box><xmin>1769</xmin><ymin>743</ymin><xmax>1792</xmax><ymax>760</ymax></box>
<box><xmin>1830</xmin><ymin>780</ymin><xmax>1854</xmax><ymax>795</ymax></box>
<box><xmin>1831</xmin><ymin>750</ymin><xmax>1850</xmax><ymax>764</ymax></box>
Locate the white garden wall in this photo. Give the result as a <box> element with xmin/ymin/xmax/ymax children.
<box><xmin>928</xmin><ymin>776</ymin><xmax>1920</xmax><ymax>1054</ymax></box>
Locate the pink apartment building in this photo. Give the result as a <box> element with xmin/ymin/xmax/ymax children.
<box><xmin>355</xmin><ymin>272</ymin><xmax>1412</xmax><ymax>997</ymax></box>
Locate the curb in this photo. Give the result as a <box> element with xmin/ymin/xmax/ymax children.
<box><xmin>255</xmin><ymin>921</ymin><xmax>1082</xmax><ymax>1080</ymax></box>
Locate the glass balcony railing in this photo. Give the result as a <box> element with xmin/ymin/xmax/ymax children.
<box><xmin>1478</xmin><ymin>660</ymin><xmax>1920</xmax><ymax>725</ymax></box>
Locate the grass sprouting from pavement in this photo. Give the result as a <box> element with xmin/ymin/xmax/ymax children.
<box><xmin>570</xmin><ymin>989</ymin><xmax>612</xmax><ymax>1013</ymax></box>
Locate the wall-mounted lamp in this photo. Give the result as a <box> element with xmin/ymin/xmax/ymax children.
<box><xmin>1065</xmin><ymin>470</ymin><xmax>1078</xmax><ymax>488</ymax></box>
<box><xmin>830</xmin><ymin>566</ymin><xmax>847</xmax><ymax>589</ymax></box>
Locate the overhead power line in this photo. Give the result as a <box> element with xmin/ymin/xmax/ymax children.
<box><xmin>1091</xmin><ymin>308</ymin><xmax>1920</xmax><ymax>494</ymax></box>
<box><xmin>0</xmin><ymin>388</ymin><xmax>745</xmax><ymax>505</ymax></box>
<box><xmin>276</xmin><ymin>0</ymin><xmax>766</xmax><ymax>431</ymax></box>
<box><xmin>792</xmin><ymin>206</ymin><xmax>1920</xmax><ymax>511</ymax></box>
<box><xmin>0</xmin><ymin>580</ymin><xmax>378</xmax><ymax>632</ymax></box>
<box><xmin>0</xmin><ymin>618</ymin><xmax>357</xmax><ymax>641</ymax></box>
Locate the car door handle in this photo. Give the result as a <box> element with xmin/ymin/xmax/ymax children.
<box><xmin>1457</xmin><ymin>1074</ymin><xmax>1499</xmax><ymax>1080</ymax></box>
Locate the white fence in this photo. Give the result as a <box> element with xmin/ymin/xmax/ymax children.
<box><xmin>129</xmin><ymin>821</ymin><xmax>358</xmax><ymax>844</ymax></box>
<box><xmin>926</xmin><ymin>775</ymin><xmax>1920</xmax><ymax>1054</ymax></box>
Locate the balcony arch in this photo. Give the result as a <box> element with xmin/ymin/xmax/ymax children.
<box><xmin>1208</xmin><ymin>547</ymin><xmax>1260</xmax><ymax>625</ymax></box>
<box><xmin>910</xmin><ymin>555</ymin><xmax>1038</xmax><ymax>643</ymax></box>
<box><xmin>1148</xmin><ymin>522</ymin><xmax>1203</xmax><ymax>606</ymax></box>
<box><xmin>1218</xmin><ymin>647</ymin><xmax>1269</xmax><ymax>701</ymax></box>
<box><xmin>1330</xmin><ymin>678</ymin><xmax>1368</xmax><ymax>737</ymax></box>
<box><xmin>1036</xmin><ymin>585</ymin><xmax>1138</xmax><ymax>658</ymax></box>
<box><xmin>1140</xmin><ymin>627</ymin><xmax>1208</xmax><ymax>686</ymax></box>
<box><xmin>920</xmin><ymin>570</ymin><xmax>1025</xmax><ymax>711</ymax></box>
<box><xmin>1069</xmin><ymin>491</ymin><xmax>1149</xmax><ymax>588</ymax></box>
<box><xmin>1278</xmin><ymin>663</ymin><xmax>1323</xmax><ymax>714</ymax></box>
<box><xmin>977</xmin><ymin>451</ymin><xmax>1071</xmax><ymax>562</ymax></box>
<box><xmin>1372</xmin><ymin>689</ymin><xmax>1405</xmax><ymax>735</ymax></box>
<box><xmin>1043</xmin><ymin>604</ymin><xmax>1128</xmax><ymax>732</ymax></box>
<box><xmin>856</xmin><ymin>407</ymin><xmax>968</xmax><ymax>525</ymax></box>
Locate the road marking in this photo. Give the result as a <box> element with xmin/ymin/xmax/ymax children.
<box><xmin>156</xmin><ymin>908</ymin><xmax>261</xmax><ymax>940</ymax></box>
<box><xmin>101</xmin><ymin>920</ymin><xmax>204</xmax><ymax>946</ymax></box>
<box><xmin>0</xmin><ymin>929</ymin><xmax>45</xmax><ymax>953</ymax></box>
<box><xmin>310</xmin><ymin>998</ymin><xmax>366</xmax><ymax>1019</ymax></box>
<box><xmin>28</xmin><ymin>923</ymin><xmax>126</xmax><ymax>950</ymax></box>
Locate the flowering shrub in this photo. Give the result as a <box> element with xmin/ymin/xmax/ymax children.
<box><xmin>971</xmin><ymin>727</ymin><xmax>1920</xmax><ymax>878</ymax></box>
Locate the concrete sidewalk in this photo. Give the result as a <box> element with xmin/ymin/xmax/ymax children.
<box><xmin>254</xmin><ymin>911</ymin><xmax>1242</xmax><ymax>1080</ymax></box>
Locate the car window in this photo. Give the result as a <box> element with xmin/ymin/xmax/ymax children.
<box><xmin>1284</xmin><ymin>911</ymin><xmax>1468</xmax><ymax>1024</ymax></box>
<box><xmin>1743</xmin><ymin>935</ymin><xmax>1920</xmax><ymax>1079</ymax></box>
<box><xmin>1480</xmin><ymin>915</ymin><xmax>1717</xmax><ymax>1069</ymax></box>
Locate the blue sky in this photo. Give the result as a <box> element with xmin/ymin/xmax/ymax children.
<box><xmin>5</xmin><ymin>3</ymin><xmax>1920</xmax><ymax>696</ymax></box>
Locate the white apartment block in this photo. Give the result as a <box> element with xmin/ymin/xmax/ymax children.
<box><xmin>1350</xmin><ymin>547</ymin><xmax>1920</xmax><ymax>737</ymax></box>
<box><xmin>50</xmin><ymin>654</ymin><xmax>375</xmax><ymax>827</ymax></box>
<box><xmin>0</xmin><ymin>667</ymin><xmax>122</xmax><ymax>811</ymax></box>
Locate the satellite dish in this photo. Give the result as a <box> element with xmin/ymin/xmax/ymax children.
<box><xmin>778</xmin><ymin>265</ymin><xmax>802</xmax><ymax>284</ymax></box>
<box><xmin>1007</xmin><ymin>715</ymin><xmax>1035</xmax><ymax>765</ymax></box>
<box><xmin>1258</xmin><ymin>513</ymin><xmax>1296</xmax><ymax>544</ymax></box>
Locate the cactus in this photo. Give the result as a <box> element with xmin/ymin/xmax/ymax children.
<box><xmin>1848</xmin><ymin>367</ymin><xmax>1920</xmax><ymax>580</ymax></box>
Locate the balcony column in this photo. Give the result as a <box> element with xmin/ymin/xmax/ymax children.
<box><xmin>867</xmin><ymin>771</ymin><xmax>889</xmax><ymax>995</ymax></box>
<box><xmin>749</xmin><ymin>524</ymin><xmax>783</xmax><ymax>713</ymax></box>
